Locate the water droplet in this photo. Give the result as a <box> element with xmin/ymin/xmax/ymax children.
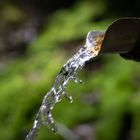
<box><xmin>40</xmin><ymin>105</ymin><xmax>46</xmax><ymax>112</ymax></box>
<box><xmin>50</xmin><ymin>106</ymin><xmax>54</xmax><ymax>110</ymax></box>
<box><xmin>48</xmin><ymin>113</ymin><xmax>52</xmax><ymax>118</ymax></box>
<box><xmin>33</xmin><ymin>120</ymin><xmax>38</xmax><ymax>128</ymax></box>
<box><xmin>51</xmin><ymin>128</ymin><xmax>56</xmax><ymax>133</ymax></box>
<box><xmin>68</xmin><ymin>96</ymin><xmax>73</xmax><ymax>103</ymax></box>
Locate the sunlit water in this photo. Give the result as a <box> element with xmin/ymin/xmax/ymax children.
<box><xmin>25</xmin><ymin>31</ymin><xmax>104</xmax><ymax>140</ymax></box>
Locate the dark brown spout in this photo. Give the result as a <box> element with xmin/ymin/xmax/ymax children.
<box><xmin>100</xmin><ymin>17</ymin><xmax>140</xmax><ymax>61</ymax></box>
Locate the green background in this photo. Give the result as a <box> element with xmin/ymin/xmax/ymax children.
<box><xmin>0</xmin><ymin>0</ymin><xmax>140</xmax><ymax>140</ymax></box>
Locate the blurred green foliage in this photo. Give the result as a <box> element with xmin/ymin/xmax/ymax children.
<box><xmin>0</xmin><ymin>0</ymin><xmax>140</xmax><ymax>140</ymax></box>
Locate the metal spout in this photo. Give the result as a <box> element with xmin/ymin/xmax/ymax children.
<box><xmin>100</xmin><ymin>17</ymin><xmax>140</xmax><ymax>61</ymax></box>
<box><xmin>100</xmin><ymin>17</ymin><xmax>140</xmax><ymax>55</ymax></box>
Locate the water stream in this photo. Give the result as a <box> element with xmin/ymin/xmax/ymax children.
<box><xmin>25</xmin><ymin>31</ymin><xmax>104</xmax><ymax>140</ymax></box>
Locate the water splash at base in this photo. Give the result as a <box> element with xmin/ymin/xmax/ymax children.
<box><xmin>25</xmin><ymin>31</ymin><xmax>104</xmax><ymax>140</ymax></box>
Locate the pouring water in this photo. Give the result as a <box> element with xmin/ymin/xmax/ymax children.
<box><xmin>25</xmin><ymin>31</ymin><xmax>104</xmax><ymax>140</ymax></box>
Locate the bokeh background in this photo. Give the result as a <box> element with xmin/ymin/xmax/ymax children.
<box><xmin>0</xmin><ymin>0</ymin><xmax>140</xmax><ymax>140</ymax></box>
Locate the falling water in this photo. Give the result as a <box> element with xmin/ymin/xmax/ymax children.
<box><xmin>25</xmin><ymin>31</ymin><xmax>104</xmax><ymax>140</ymax></box>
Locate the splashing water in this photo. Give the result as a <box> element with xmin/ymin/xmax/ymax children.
<box><xmin>25</xmin><ymin>31</ymin><xmax>104</xmax><ymax>140</ymax></box>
